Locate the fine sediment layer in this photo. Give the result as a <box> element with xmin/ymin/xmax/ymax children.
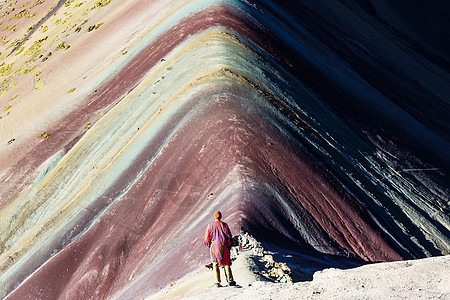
<box><xmin>0</xmin><ymin>0</ymin><xmax>448</xmax><ymax>299</ymax></box>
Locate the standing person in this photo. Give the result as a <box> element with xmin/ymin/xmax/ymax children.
<box><xmin>204</xmin><ymin>211</ymin><xmax>236</xmax><ymax>287</ymax></box>
<box><xmin>238</xmin><ymin>235</ymin><xmax>243</xmax><ymax>252</ymax></box>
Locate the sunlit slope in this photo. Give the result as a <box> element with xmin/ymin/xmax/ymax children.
<box><xmin>0</xmin><ymin>0</ymin><xmax>448</xmax><ymax>299</ymax></box>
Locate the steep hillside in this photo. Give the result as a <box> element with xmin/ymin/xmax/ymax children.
<box><xmin>0</xmin><ymin>0</ymin><xmax>448</xmax><ymax>299</ymax></box>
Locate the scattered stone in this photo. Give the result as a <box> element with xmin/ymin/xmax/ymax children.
<box><xmin>239</xmin><ymin>233</ymin><xmax>293</xmax><ymax>283</ymax></box>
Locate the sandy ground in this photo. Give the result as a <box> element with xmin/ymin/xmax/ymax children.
<box><xmin>151</xmin><ymin>249</ymin><xmax>265</xmax><ymax>300</ymax></box>
<box><xmin>150</xmin><ymin>251</ymin><xmax>449</xmax><ymax>300</ymax></box>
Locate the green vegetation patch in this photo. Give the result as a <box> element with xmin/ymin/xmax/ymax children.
<box><xmin>88</xmin><ymin>22</ymin><xmax>103</xmax><ymax>32</ymax></box>
<box><xmin>34</xmin><ymin>82</ymin><xmax>44</xmax><ymax>90</ymax></box>
<box><xmin>90</xmin><ymin>0</ymin><xmax>111</xmax><ymax>10</ymax></box>
<box><xmin>39</xmin><ymin>132</ymin><xmax>49</xmax><ymax>139</ymax></box>
<box><xmin>56</xmin><ymin>41</ymin><xmax>70</xmax><ymax>50</ymax></box>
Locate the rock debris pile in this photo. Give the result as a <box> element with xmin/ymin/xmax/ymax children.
<box><xmin>237</xmin><ymin>233</ymin><xmax>293</xmax><ymax>283</ymax></box>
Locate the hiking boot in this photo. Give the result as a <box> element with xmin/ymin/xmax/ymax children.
<box><xmin>228</xmin><ymin>281</ymin><xmax>236</xmax><ymax>286</ymax></box>
<box><xmin>214</xmin><ymin>283</ymin><xmax>222</xmax><ymax>287</ymax></box>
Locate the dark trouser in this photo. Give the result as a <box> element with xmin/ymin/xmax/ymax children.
<box><xmin>213</xmin><ymin>262</ymin><xmax>234</xmax><ymax>283</ymax></box>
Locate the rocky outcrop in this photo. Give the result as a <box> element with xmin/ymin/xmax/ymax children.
<box><xmin>238</xmin><ymin>233</ymin><xmax>293</xmax><ymax>283</ymax></box>
<box><xmin>0</xmin><ymin>0</ymin><xmax>448</xmax><ymax>299</ymax></box>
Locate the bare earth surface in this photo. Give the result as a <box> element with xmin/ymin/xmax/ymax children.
<box><xmin>1</xmin><ymin>1</ymin><xmax>449</xmax><ymax>299</ymax></box>
<box><xmin>153</xmin><ymin>252</ymin><xmax>450</xmax><ymax>300</ymax></box>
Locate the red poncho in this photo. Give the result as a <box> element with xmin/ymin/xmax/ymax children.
<box><xmin>204</xmin><ymin>220</ymin><xmax>232</xmax><ymax>266</ymax></box>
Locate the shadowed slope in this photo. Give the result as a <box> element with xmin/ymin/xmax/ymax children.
<box><xmin>0</xmin><ymin>0</ymin><xmax>448</xmax><ymax>299</ymax></box>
